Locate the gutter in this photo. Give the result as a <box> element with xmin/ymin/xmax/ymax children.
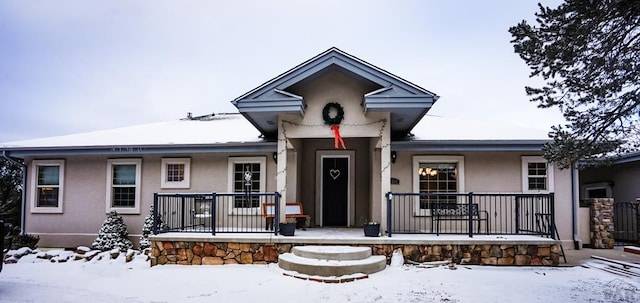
<box><xmin>571</xmin><ymin>162</ymin><xmax>580</xmax><ymax>249</ymax></box>
<box><xmin>2</xmin><ymin>150</ymin><xmax>26</xmax><ymax>235</ymax></box>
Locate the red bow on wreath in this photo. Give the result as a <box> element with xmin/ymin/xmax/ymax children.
<box><xmin>331</xmin><ymin>125</ymin><xmax>346</xmax><ymax>149</ymax></box>
<box><xmin>323</xmin><ymin>102</ymin><xmax>347</xmax><ymax>149</ymax></box>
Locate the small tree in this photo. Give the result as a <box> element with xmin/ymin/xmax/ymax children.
<box><xmin>0</xmin><ymin>158</ymin><xmax>22</xmax><ymax>227</ymax></box>
<box><xmin>139</xmin><ymin>205</ymin><xmax>164</xmax><ymax>251</ymax></box>
<box><xmin>92</xmin><ymin>211</ymin><xmax>133</xmax><ymax>252</ymax></box>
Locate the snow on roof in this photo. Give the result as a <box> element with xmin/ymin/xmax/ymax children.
<box><xmin>1</xmin><ymin>113</ymin><xmax>551</xmax><ymax>150</ymax></box>
<box><xmin>411</xmin><ymin>115</ymin><xmax>550</xmax><ymax>141</ymax></box>
<box><xmin>1</xmin><ymin>113</ymin><xmax>263</xmax><ymax>149</ymax></box>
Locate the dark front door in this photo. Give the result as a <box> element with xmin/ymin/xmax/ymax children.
<box><xmin>322</xmin><ymin>157</ymin><xmax>348</xmax><ymax>226</ymax></box>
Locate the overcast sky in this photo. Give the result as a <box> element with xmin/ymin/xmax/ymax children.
<box><xmin>0</xmin><ymin>0</ymin><xmax>565</xmax><ymax>143</ymax></box>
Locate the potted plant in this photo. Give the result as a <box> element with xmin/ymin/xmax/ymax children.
<box><xmin>279</xmin><ymin>218</ymin><xmax>296</xmax><ymax>236</ymax></box>
<box><xmin>363</xmin><ymin>221</ymin><xmax>380</xmax><ymax>237</ymax></box>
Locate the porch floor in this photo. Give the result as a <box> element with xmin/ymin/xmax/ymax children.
<box><xmin>150</xmin><ymin>227</ymin><xmax>557</xmax><ymax>246</ymax></box>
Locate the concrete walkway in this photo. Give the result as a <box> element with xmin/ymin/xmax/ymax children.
<box><xmin>562</xmin><ymin>246</ymin><xmax>640</xmax><ymax>266</ymax></box>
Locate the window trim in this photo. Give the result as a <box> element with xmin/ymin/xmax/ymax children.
<box><xmin>30</xmin><ymin>159</ymin><xmax>65</xmax><ymax>214</ymax></box>
<box><xmin>581</xmin><ymin>182</ymin><xmax>612</xmax><ymax>199</ymax></box>
<box><xmin>521</xmin><ymin>156</ymin><xmax>554</xmax><ymax>193</ymax></box>
<box><xmin>227</xmin><ymin>156</ymin><xmax>266</xmax><ymax>215</ymax></box>
<box><xmin>106</xmin><ymin>158</ymin><xmax>141</xmax><ymax>214</ymax></box>
<box><xmin>160</xmin><ymin>158</ymin><xmax>191</xmax><ymax>189</ymax></box>
<box><xmin>412</xmin><ymin>155</ymin><xmax>465</xmax><ymax>216</ymax></box>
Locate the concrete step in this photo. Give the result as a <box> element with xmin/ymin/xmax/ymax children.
<box><xmin>278</xmin><ymin>245</ymin><xmax>387</xmax><ymax>276</ymax></box>
<box><xmin>291</xmin><ymin>245</ymin><xmax>372</xmax><ymax>261</ymax></box>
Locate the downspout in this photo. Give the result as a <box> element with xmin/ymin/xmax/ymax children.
<box><xmin>571</xmin><ymin>162</ymin><xmax>580</xmax><ymax>249</ymax></box>
<box><xmin>2</xmin><ymin>150</ymin><xmax>26</xmax><ymax>235</ymax></box>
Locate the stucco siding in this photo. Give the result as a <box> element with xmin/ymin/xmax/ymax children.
<box><xmin>24</xmin><ymin>153</ymin><xmax>276</xmax><ymax>248</ymax></box>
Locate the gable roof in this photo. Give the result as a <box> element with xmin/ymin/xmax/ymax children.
<box><xmin>232</xmin><ymin>47</ymin><xmax>439</xmax><ymax>139</ymax></box>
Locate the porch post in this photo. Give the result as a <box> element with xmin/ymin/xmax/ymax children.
<box><xmin>277</xmin><ymin>118</ymin><xmax>288</xmax><ymax>225</ymax></box>
<box><xmin>380</xmin><ymin>115</ymin><xmax>391</xmax><ymax>235</ymax></box>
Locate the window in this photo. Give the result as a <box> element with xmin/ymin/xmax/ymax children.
<box><xmin>581</xmin><ymin>182</ymin><xmax>612</xmax><ymax>199</ymax></box>
<box><xmin>521</xmin><ymin>156</ymin><xmax>554</xmax><ymax>193</ymax></box>
<box><xmin>106</xmin><ymin>159</ymin><xmax>141</xmax><ymax>214</ymax></box>
<box><xmin>413</xmin><ymin>156</ymin><xmax>465</xmax><ymax>214</ymax></box>
<box><xmin>30</xmin><ymin>160</ymin><xmax>64</xmax><ymax>213</ymax></box>
<box><xmin>161</xmin><ymin>158</ymin><xmax>191</xmax><ymax>189</ymax></box>
<box><xmin>227</xmin><ymin>157</ymin><xmax>265</xmax><ymax>210</ymax></box>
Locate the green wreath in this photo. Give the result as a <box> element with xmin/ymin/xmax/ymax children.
<box><xmin>322</xmin><ymin>102</ymin><xmax>344</xmax><ymax>125</ymax></box>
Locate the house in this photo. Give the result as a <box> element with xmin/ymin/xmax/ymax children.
<box><xmin>579</xmin><ymin>152</ymin><xmax>640</xmax><ymax>245</ymax></box>
<box><xmin>1</xmin><ymin>48</ymin><xmax>580</xmax><ymax>263</ymax></box>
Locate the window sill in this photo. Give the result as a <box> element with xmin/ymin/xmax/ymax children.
<box><xmin>31</xmin><ymin>207</ymin><xmax>63</xmax><ymax>214</ymax></box>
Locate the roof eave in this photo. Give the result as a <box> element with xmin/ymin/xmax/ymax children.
<box><xmin>1</xmin><ymin>142</ymin><xmax>277</xmax><ymax>158</ymax></box>
<box><xmin>392</xmin><ymin>140</ymin><xmax>549</xmax><ymax>152</ymax></box>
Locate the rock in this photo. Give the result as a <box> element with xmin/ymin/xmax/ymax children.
<box><xmin>110</xmin><ymin>248</ymin><xmax>121</xmax><ymax>259</ymax></box>
<box><xmin>157</xmin><ymin>255</ymin><xmax>168</xmax><ymax>265</ymax></box>
<box><xmin>227</xmin><ymin>242</ymin><xmax>240</xmax><ymax>250</ymax></box>
<box><xmin>497</xmin><ymin>257</ymin><xmax>513</xmax><ymax>265</ymax></box>
<box><xmin>515</xmin><ymin>255</ymin><xmax>531</xmax><ymax>265</ymax></box>
<box><xmin>75</xmin><ymin>246</ymin><xmax>91</xmax><ymax>255</ymax></box>
<box><xmin>537</xmin><ymin>247</ymin><xmax>550</xmax><ymax>257</ymax></box>
<box><xmin>224</xmin><ymin>258</ymin><xmax>238</xmax><ymax>265</ymax></box>
<box><xmin>202</xmin><ymin>256</ymin><xmax>224</xmax><ymax>265</ymax></box>
<box><xmin>503</xmin><ymin>247</ymin><xmax>516</xmax><ymax>258</ymax></box>
<box><xmin>240</xmin><ymin>252</ymin><xmax>253</xmax><ymax>264</ymax></box>
<box><xmin>192</xmin><ymin>245</ymin><xmax>203</xmax><ymax>256</ymax></box>
<box><xmin>84</xmin><ymin>250</ymin><xmax>100</xmax><ymax>261</ymax></box>
<box><xmin>192</xmin><ymin>255</ymin><xmax>202</xmax><ymax>265</ymax></box>
<box><xmin>240</xmin><ymin>243</ymin><xmax>251</xmax><ymax>252</ymax></box>
<box><xmin>263</xmin><ymin>246</ymin><xmax>278</xmax><ymax>262</ymax></box>
<box><xmin>203</xmin><ymin>243</ymin><xmax>216</xmax><ymax>256</ymax></box>
<box><xmin>489</xmin><ymin>245</ymin><xmax>502</xmax><ymax>257</ymax></box>
<box><xmin>482</xmin><ymin>257</ymin><xmax>497</xmax><ymax>265</ymax></box>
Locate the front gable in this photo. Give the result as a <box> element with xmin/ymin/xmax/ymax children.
<box><xmin>232</xmin><ymin>47</ymin><xmax>439</xmax><ymax>139</ymax></box>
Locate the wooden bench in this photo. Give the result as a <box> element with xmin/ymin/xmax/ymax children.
<box><xmin>432</xmin><ymin>203</ymin><xmax>489</xmax><ymax>235</ymax></box>
<box><xmin>262</xmin><ymin>202</ymin><xmax>310</xmax><ymax>231</ymax></box>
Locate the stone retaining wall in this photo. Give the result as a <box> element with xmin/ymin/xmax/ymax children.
<box><xmin>150</xmin><ymin>241</ymin><xmax>561</xmax><ymax>266</ymax></box>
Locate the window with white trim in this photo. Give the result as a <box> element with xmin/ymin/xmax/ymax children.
<box><xmin>106</xmin><ymin>159</ymin><xmax>141</xmax><ymax>214</ymax></box>
<box><xmin>227</xmin><ymin>157</ymin><xmax>265</xmax><ymax>209</ymax></box>
<box><xmin>521</xmin><ymin>156</ymin><xmax>554</xmax><ymax>193</ymax></box>
<box><xmin>30</xmin><ymin>160</ymin><xmax>64</xmax><ymax>213</ymax></box>
<box><xmin>413</xmin><ymin>156</ymin><xmax>465</xmax><ymax>214</ymax></box>
<box><xmin>161</xmin><ymin>158</ymin><xmax>191</xmax><ymax>189</ymax></box>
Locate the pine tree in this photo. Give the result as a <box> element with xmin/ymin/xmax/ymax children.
<box><xmin>139</xmin><ymin>205</ymin><xmax>161</xmax><ymax>251</ymax></box>
<box><xmin>510</xmin><ymin>0</ymin><xmax>640</xmax><ymax>168</ymax></box>
<box><xmin>92</xmin><ymin>211</ymin><xmax>133</xmax><ymax>252</ymax></box>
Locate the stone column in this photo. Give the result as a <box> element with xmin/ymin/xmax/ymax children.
<box><xmin>589</xmin><ymin>198</ymin><xmax>615</xmax><ymax>249</ymax></box>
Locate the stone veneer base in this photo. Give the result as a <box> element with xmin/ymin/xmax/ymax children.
<box><xmin>149</xmin><ymin>240</ymin><xmax>562</xmax><ymax>266</ymax></box>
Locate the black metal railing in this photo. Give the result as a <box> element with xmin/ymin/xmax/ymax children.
<box><xmin>613</xmin><ymin>201</ymin><xmax>639</xmax><ymax>244</ymax></box>
<box><xmin>153</xmin><ymin>192</ymin><xmax>280</xmax><ymax>235</ymax></box>
<box><xmin>386</xmin><ymin>192</ymin><xmax>555</xmax><ymax>238</ymax></box>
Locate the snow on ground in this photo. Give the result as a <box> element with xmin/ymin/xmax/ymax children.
<box><xmin>1</xmin><ymin>251</ymin><xmax>639</xmax><ymax>303</ymax></box>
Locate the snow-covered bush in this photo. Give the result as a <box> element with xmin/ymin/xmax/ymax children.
<box><xmin>139</xmin><ymin>205</ymin><xmax>156</xmax><ymax>251</ymax></box>
<box><xmin>12</xmin><ymin>233</ymin><xmax>40</xmax><ymax>250</ymax></box>
<box><xmin>91</xmin><ymin>211</ymin><xmax>133</xmax><ymax>252</ymax></box>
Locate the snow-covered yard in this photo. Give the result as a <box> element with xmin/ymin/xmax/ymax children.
<box><xmin>1</xmin><ymin>249</ymin><xmax>639</xmax><ymax>303</ymax></box>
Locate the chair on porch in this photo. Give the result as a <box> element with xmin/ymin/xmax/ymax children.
<box><xmin>262</xmin><ymin>202</ymin><xmax>311</xmax><ymax>231</ymax></box>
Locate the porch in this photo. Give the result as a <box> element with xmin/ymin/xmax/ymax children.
<box><xmin>149</xmin><ymin>192</ymin><xmax>563</xmax><ymax>266</ymax></box>
<box><xmin>151</xmin><ymin>192</ymin><xmax>557</xmax><ymax>238</ymax></box>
